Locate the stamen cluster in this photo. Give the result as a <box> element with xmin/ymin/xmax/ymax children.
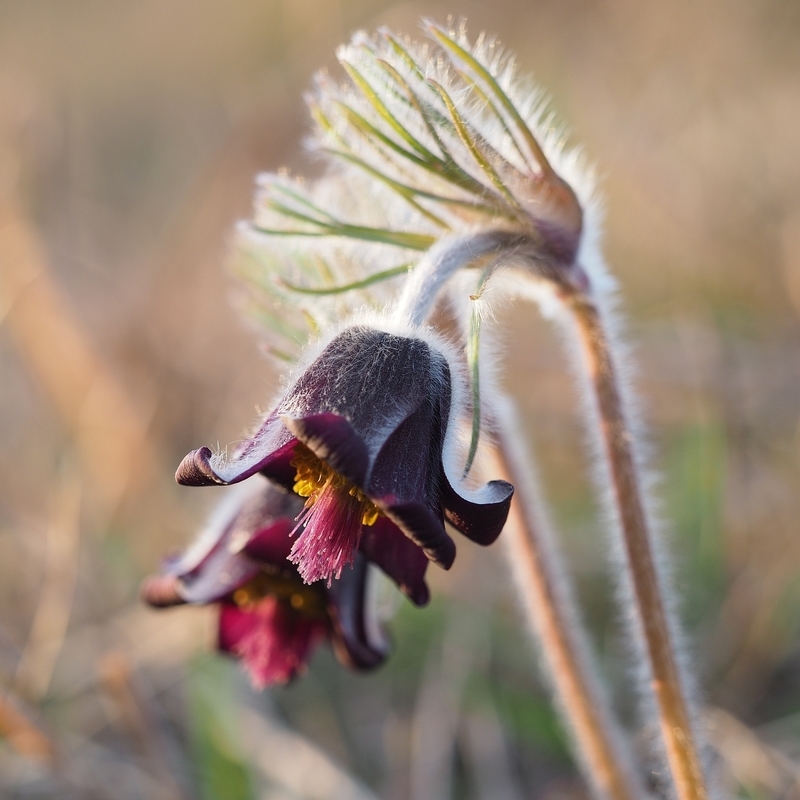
<box><xmin>291</xmin><ymin>444</ymin><xmax>381</xmax><ymax>527</ymax></box>
<box><xmin>289</xmin><ymin>444</ymin><xmax>383</xmax><ymax>584</ymax></box>
<box><xmin>231</xmin><ymin>570</ymin><xmax>326</xmax><ymax>616</ymax></box>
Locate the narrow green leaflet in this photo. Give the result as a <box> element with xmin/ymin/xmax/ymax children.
<box><xmin>426</xmin><ymin>23</ymin><xmax>555</xmax><ymax>178</ymax></box>
<box><xmin>374</xmin><ymin>57</ymin><xmax>451</xmax><ymax>160</ymax></box>
<box><xmin>428</xmin><ymin>78</ymin><xmax>521</xmax><ymax>212</ymax></box>
<box><xmin>268</xmin><ymin>181</ymin><xmax>340</xmax><ymax>224</ymax></box>
<box><xmin>278</xmin><ymin>263</ymin><xmax>412</xmax><ymax>295</ymax></box>
<box><xmin>341</xmin><ymin>61</ymin><xmax>441</xmax><ymax>163</ymax></box>
<box><xmin>336</xmin><ymin>101</ymin><xmax>433</xmax><ymax>170</ymax></box>
<box><xmin>324</xmin><ymin>149</ymin><xmax>450</xmax><ymax>229</ymax></box>
<box><xmin>251</xmin><ymin>221</ymin><xmax>435</xmax><ymax>251</ymax></box>
<box><xmin>456</xmin><ymin>68</ymin><xmax>532</xmax><ymax>175</ymax></box>
<box><xmin>463</xmin><ymin>266</ymin><xmax>494</xmax><ymax>477</ymax></box>
<box><xmin>328</xmin><ymin>148</ymin><xmax>500</xmax><ymax>218</ymax></box>
<box><xmin>331</xmin><ymin>75</ymin><xmax>509</xmax><ymax>206</ymax></box>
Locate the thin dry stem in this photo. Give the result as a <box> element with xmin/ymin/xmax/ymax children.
<box><xmin>409</xmin><ymin>616</ymin><xmax>481</xmax><ymax>800</ymax></box>
<box><xmin>98</xmin><ymin>651</ymin><xmax>191</xmax><ymax>800</ymax></box>
<box><xmin>0</xmin><ymin>201</ymin><xmax>157</xmax><ymax>518</ymax></box>
<box><xmin>0</xmin><ymin>691</ymin><xmax>56</xmax><ymax>764</ymax></box>
<box><xmin>14</xmin><ymin>473</ymin><xmax>82</xmax><ymax>702</ymax></box>
<box><xmin>485</xmin><ymin>432</ymin><xmax>641</xmax><ymax>800</ymax></box>
<box><xmin>570</xmin><ymin>297</ymin><xmax>708</xmax><ymax>800</ymax></box>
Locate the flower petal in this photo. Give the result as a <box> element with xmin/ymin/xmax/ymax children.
<box><xmin>281</xmin><ymin>412</ymin><xmax>369</xmax><ymax>488</ymax></box>
<box><xmin>179</xmin><ymin>553</ymin><xmax>260</xmax><ymax>604</ymax></box>
<box><xmin>218</xmin><ymin>598</ymin><xmax>324</xmax><ymax>687</ymax></box>
<box><xmin>167</xmin><ymin>484</ymin><xmax>303</xmax><ymax>604</ymax></box>
<box><xmin>360</xmin><ymin>517</ymin><xmax>430</xmax><ymax>606</ymax></box>
<box><xmin>441</xmin><ymin>476</ymin><xmax>514</xmax><ymax>545</ymax></box>
<box><xmin>378</xmin><ymin>499</ymin><xmax>456</xmax><ymax>569</ymax></box>
<box><xmin>327</xmin><ymin>553</ymin><xmax>388</xmax><ymax>670</ymax></box>
<box><xmin>278</xmin><ymin>328</ymin><xmax>440</xmax><ymax>466</ymax></box>
<box><xmin>366</xmin><ymin>382</ymin><xmax>449</xmax><ymax>505</ymax></box>
<box><xmin>176</xmin><ymin>423</ymin><xmax>295</xmax><ymax>487</ymax></box>
<box><xmin>241</xmin><ymin>518</ymin><xmax>296</xmax><ymax>564</ymax></box>
<box><xmin>175</xmin><ymin>445</ymin><xmax>220</xmax><ymax>485</ymax></box>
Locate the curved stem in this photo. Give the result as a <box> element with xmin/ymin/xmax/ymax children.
<box><xmin>485</xmin><ymin>403</ymin><xmax>643</xmax><ymax>800</ymax></box>
<box><xmin>394</xmin><ymin>230</ymin><xmax>540</xmax><ymax>327</ymax></box>
<box><xmin>398</xmin><ymin>226</ymin><xmax>706</xmax><ymax>798</ymax></box>
<box><xmin>569</xmin><ymin>297</ymin><xmax>707</xmax><ymax>800</ymax></box>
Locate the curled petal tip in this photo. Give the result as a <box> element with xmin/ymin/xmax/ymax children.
<box><xmin>443</xmin><ymin>479</ymin><xmax>514</xmax><ymax>547</ymax></box>
<box><xmin>492</xmin><ymin>479</ymin><xmax>515</xmax><ymax>499</ymax></box>
<box><xmin>360</xmin><ymin>518</ymin><xmax>431</xmax><ymax>606</ymax></box>
<box><xmin>405</xmin><ymin>582</ymin><xmax>430</xmax><ymax>607</ymax></box>
<box><xmin>140</xmin><ymin>575</ymin><xmax>185</xmax><ymax>608</ymax></box>
<box><xmin>176</xmin><ymin>447</ymin><xmax>223</xmax><ymax>486</ymax></box>
<box><xmin>435</xmin><ymin>540</ymin><xmax>457</xmax><ymax>570</ymax></box>
<box><xmin>416</xmin><ymin>531</ymin><xmax>456</xmax><ymax>570</ymax></box>
<box><xmin>328</xmin><ymin>557</ymin><xmax>390</xmax><ymax>671</ymax></box>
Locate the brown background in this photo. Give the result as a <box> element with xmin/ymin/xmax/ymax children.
<box><xmin>1</xmin><ymin>1</ymin><xmax>799</xmax><ymax>798</ymax></box>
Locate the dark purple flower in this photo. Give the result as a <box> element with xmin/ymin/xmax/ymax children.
<box><xmin>141</xmin><ymin>481</ymin><xmax>387</xmax><ymax>687</ymax></box>
<box><xmin>176</xmin><ymin>326</ymin><xmax>513</xmax><ymax>587</ymax></box>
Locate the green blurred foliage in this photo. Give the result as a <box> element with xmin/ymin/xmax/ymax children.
<box><xmin>188</xmin><ymin>656</ymin><xmax>256</xmax><ymax>800</ymax></box>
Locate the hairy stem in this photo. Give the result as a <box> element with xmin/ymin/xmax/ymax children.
<box><xmin>486</xmin><ymin>401</ymin><xmax>643</xmax><ymax>800</ymax></box>
<box><xmin>394</xmin><ymin>230</ymin><xmax>541</xmax><ymax>327</ymax></box>
<box><xmin>394</xmin><ymin>224</ymin><xmax>706</xmax><ymax>797</ymax></box>
<box><xmin>569</xmin><ymin>296</ymin><xmax>707</xmax><ymax>800</ymax></box>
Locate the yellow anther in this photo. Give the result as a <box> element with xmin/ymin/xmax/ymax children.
<box><xmin>290</xmin><ymin>443</ymin><xmax>382</xmax><ymax>527</ymax></box>
<box><xmin>232</xmin><ymin>573</ymin><xmax>325</xmax><ymax>617</ymax></box>
<box><xmin>290</xmin><ymin>593</ymin><xmax>305</xmax><ymax>610</ymax></box>
<box><xmin>233</xmin><ymin>587</ymin><xmax>253</xmax><ymax>607</ymax></box>
<box><xmin>362</xmin><ymin>507</ymin><xmax>380</xmax><ymax>526</ymax></box>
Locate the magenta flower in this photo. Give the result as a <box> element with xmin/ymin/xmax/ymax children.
<box><xmin>176</xmin><ymin>326</ymin><xmax>514</xmax><ymax>588</ymax></box>
<box><xmin>142</xmin><ymin>481</ymin><xmax>388</xmax><ymax>687</ymax></box>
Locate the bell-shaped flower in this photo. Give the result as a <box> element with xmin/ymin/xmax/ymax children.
<box><xmin>142</xmin><ymin>480</ymin><xmax>388</xmax><ymax>688</ymax></box>
<box><xmin>176</xmin><ymin>325</ymin><xmax>513</xmax><ymax>588</ymax></box>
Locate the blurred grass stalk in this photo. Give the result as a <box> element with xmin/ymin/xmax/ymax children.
<box><xmin>0</xmin><ymin>690</ymin><xmax>55</xmax><ymax>765</ymax></box>
<box><xmin>190</xmin><ymin>658</ymin><xmax>380</xmax><ymax>800</ymax></box>
<box><xmin>0</xmin><ymin>167</ymin><xmax>177</xmax><ymax>791</ymax></box>
<box><xmin>486</xmin><ymin>401</ymin><xmax>641</xmax><ymax>800</ymax></box>
<box><xmin>13</xmin><ymin>469</ymin><xmax>81</xmax><ymax>702</ymax></box>
<box><xmin>98</xmin><ymin>651</ymin><xmax>190</xmax><ymax>800</ymax></box>
<box><xmin>0</xmin><ymin>198</ymin><xmax>158</xmax><ymax>521</ymax></box>
<box><xmin>409</xmin><ymin>613</ymin><xmax>481</xmax><ymax>800</ymax></box>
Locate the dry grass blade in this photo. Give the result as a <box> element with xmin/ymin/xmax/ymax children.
<box><xmin>0</xmin><ymin>202</ymin><xmax>157</xmax><ymax>518</ymax></box>
<box><xmin>486</xmin><ymin>423</ymin><xmax>643</xmax><ymax>800</ymax></box>
<box><xmin>0</xmin><ymin>691</ymin><xmax>56</xmax><ymax>765</ymax></box>
<box><xmin>239</xmin><ymin>706</ymin><xmax>380</xmax><ymax>800</ymax></box>
<box><xmin>14</xmin><ymin>473</ymin><xmax>82</xmax><ymax>702</ymax></box>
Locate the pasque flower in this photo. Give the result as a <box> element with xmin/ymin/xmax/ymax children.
<box><xmin>142</xmin><ymin>480</ymin><xmax>388</xmax><ymax>687</ymax></box>
<box><xmin>176</xmin><ymin>325</ymin><xmax>513</xmax><ymax>588</ymax></box>
<box><xmin>166</xmin><ymin>19</ymin><xmax>710</xmax><ymax>800</ymax></box>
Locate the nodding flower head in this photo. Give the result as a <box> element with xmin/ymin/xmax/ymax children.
<box><xmin>176</xmin><ymin>325</ymin><xmax>513</xmax><ymax>589</ymax></box>
<box><xmin>142</xmin><ymin>480</ymin><xmax>388</xmax><ymax>687</ymax></box>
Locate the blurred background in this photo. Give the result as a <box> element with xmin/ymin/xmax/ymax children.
<box><xmin>1</xmin><ymin>0</ymin><xmax>799</xmax><ymax>798</ymax></box>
